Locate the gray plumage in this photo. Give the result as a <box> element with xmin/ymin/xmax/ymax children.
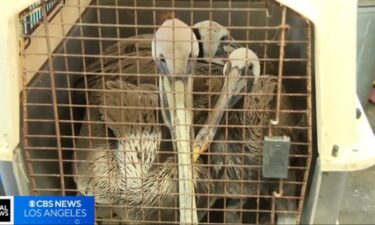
<box><xmin>74</xmin><ymin>32</ymin><xmax>226</xmax><ymax>128</ymax></box>
<box><xmin>75</xmin><ymin>35</ymin><xmax>224</xmax><ymax>102</ymax></box>
<box><xmin>73</xmin><ymin>78</ymin><xmax>214</xmax><ymax>224</ymax></box>
<box><xmin>212</xmin><ymin>76</ymin><xmax>293</xmax><ymax>179</ymax></box>
<box><xmin>209</xmin><ymin>76</ymin><xmax>298</xmax><ymax>223</ymax></box>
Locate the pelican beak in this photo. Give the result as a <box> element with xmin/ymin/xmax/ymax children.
<box><xmin>158</xmin><ymin>59</ymin><xmax>195</xmax><ymax>159</ymax></box>
<box><xmin>193</xmin><ymin>141</ymin><xmax>210</xmax><ymax>162</ymax></box>
<box><xmin>212</xmin><ymin>38</ymin><xmax>241</xmax><ymax>66</ymax></box>
<box><xmin>159</xmin><ymin>61</ymin><xmax>197</xmax><ymax>222</ymax></box>
<box><xmin>216</xmin><ymin>37</ymin><xmax>241</xmax><ymax>57</ymax></box>
<box><xmin>192</xmin><ymin>63</ymin><xmax>247</xmax><ymax>161</ymax></box>
<box><xmin>227</xmin><ymin>39</ymin><xmax>242</xmax><ymax>52</ymax></box>
<box><xmin>172</xmin><ymin>77</ymin><xmax>194</xmax><ymax>163</ymax></box>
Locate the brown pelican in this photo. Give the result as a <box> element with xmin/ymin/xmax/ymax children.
<box><xmin>152</xmin><ymin>22</ymin><xmax>239</xmax><ymax>224</ymax></box>
<box><xmin>193</xmin><ymin>48</ymin><xmax>261</xmax><ymax>160</ymax></box>
<box><xmin>72</xmin><ymin>18</ymin><xmax>248</xmax><ymax>224</ymax></box>
<box><xmin>151</xmin><ymin>18</ymin><xmax>200</xmax><ymax>224</ymax></box>
<box><xmin>191</xmin><ymin>48</ymin><xmax>262</xmax><ymax>223</ymax></box>
<box><xmin>192</xmin><ymin>48</ymin><xmax>299</xmax><ymax>224</ymax></box>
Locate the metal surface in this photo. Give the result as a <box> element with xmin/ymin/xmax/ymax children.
<box><xmin>262</xmin><ymin>136</ymin><xmax>290</xmax><ymax>179</ymax></box>
<box><xmin>19</xmin><ymin>0</ymin><xmax>313</xmax><ymax>224</ymax></box>
<box><xmin>0</xmin><ymin>177</ymin><xmax>4</xmax><ymax>196</ymax></box>
<box><xmin>0</xmin><ymin>161</ymin><xmax>20</xmax><ymax>195</ymax></box>
<box><xmin>301</xmin><ymin>159</ymin><xmax>347</xmax><ymax>225</ymax></box>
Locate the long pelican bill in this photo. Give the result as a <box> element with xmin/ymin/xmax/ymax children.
<box><xmin>192</xmin><ymin>64</ymin><xmax>246</xmax><ymax>161</ymax></box>
<box><xmin>193</xmin><ymin>47</ymin><xmax>260</xmax><ymax>161</ymax></box>
<box><xmin>159</xmin><ymin>64</ymin><xmax>197</xmax><ymax>222</ymax></box>
<box><xmin>173</xmin><ymin>78</ymin><xmax>196</xmax><ymax>223</ymax></box>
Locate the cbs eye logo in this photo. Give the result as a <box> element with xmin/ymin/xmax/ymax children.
<box><xmin>0</xmin><ymin>199</ymin><xmax>11</xmax><ymax>222</ymax></box>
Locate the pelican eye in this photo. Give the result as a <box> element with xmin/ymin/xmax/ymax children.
<box><xmin>220</xmin><ymin>35</ymin><xmax>229</xmax><ymax>41</ymax></box>
<box><xmin>188</xmin><ymin>52</ymin><xmax>196</xmax><ymax>62</ymax></box>
<box><xmin>242</xmin><ymin>62</ymin><xmax>254</xmax><ymax>75</ymax></box>
<box><xmin>159</xmin><ymin>54</ymin><xmax>166</xmax><ymax>63</ymax></box>
<box><xmin>248</xmin><ymin>63</ymin><xmax>253</xmax><ymax>71</ymax></box>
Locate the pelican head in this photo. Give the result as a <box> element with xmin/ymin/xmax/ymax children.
<box><xmin>152</xmin><ymin>18</ymin><xmax>199</xmax><ymax>136</ymax></box>
<box><xmin>152</xmin><ymin>18</ymin><xmax>200</xmax><ymax>223</ymax></box>
<box><xmin>193</xmin><ymin>48</ymin><xmax>261</xmax><ymax>160</ymax></box>
<box><xmin>152</xmin><ymin>19</ymin><xmax>199</xmax><ymax>80</ymax></box>
<box><xmin>223</xmin><ymin>47</ymin><xmax>261</xmax><ymax>82</ymax></box>
<box><xmin>193</xmin><ymin>20</ymin><xmax>241</xmax><ymax>65</ymax></box>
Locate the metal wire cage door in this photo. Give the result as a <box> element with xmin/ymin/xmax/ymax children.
<box><xmin>20</xmin><ymin>0</ymin><xmax>313</xmax><ymax>224</ymax></box>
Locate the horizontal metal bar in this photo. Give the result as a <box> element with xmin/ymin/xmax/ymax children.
<box><xmin>22</xmin><ymin>36</ymin><xmax>308</xmax><ymax>45</ymax></box>
<box><xmin>22</xmin><ymin>52</ymin><xmax>309</xmax><ymax>62</ymax></box>
<box><xmin>24</xmin><ymin>102</ymin><xmax>310</xmax><ymax>112</ymax></box>
<box><xmin>62</xmin><ymin>4</ymin><xmax>271</xmax><ymax>12</ymax></box>
<box><xmin>22</xmin><ymin>69</ymin><xmax>310</xmax><ymax>78</ymax></box>
<box><xmin>23</xmin><ymin>146</ymin><xmax>313</xmax><ymax>155</ymax></box>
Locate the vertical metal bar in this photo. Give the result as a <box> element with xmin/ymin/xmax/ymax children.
<box><xmin>76</xmin><ymin>0</ymin><xmax>92</xmax><ymax>197</ymax></box>
<box><xmin>256</xmin><ymin>4</ymin><xmax>268</xmax><ymax>224</ymax></box>
<box><xmin>271</xmin><ymin>194</ymin><xmax>276</xmax><ymax>224</ymax></box>
<box><xmin>270</xmin><ymin>6</ymin><xmax>287</xmax><ymax>125</ymax></box>
<box><xmin>59</xmin><ymin>0</ymin><xmax>75</xmax><ymax>187</ymax></box>
<box><xmin>224</xmin><ymin>0</ymin><xmax>232</xmax><ymax>222</ymax></box>
<box><xmin>243</xmin><ymin>1</ymin><xmax>253</xmax><ymax>223</ymax></box>
<box><xmin>134</xmin><ymin>0</ymin><xmax>141</xmax><ymax>89</ymax></box>
<box><xmin>132</xmin><ymin>1</ymin><xmax>146</xmax><ymax>221</ymax></box>
<box><xmin>113</xmin><ymin>0</ymin><xmax>124</xmax><ymax>221</ymax></box>
<box><xmin>20</xmin><ymin>11</ymin><xmax>38</xmax><ymax>194</ymax></box>
<box><xmin>41</xmin><ymin>2</ymin><xmax>66</xmax><ymax>195</ymax></box>
<box><xmin>95</xmin><ymin>1</ymin><xmax>113</xmax><ymax>218</ymax></box>
<box><xmin>207</xmin><ymin>0</ymin><xmax>213</xmax><ymax>122</ymax></box>
<box><xmin>151</xmin><ymin>0</ymin><xmax>163</xmax><ymax>222</ymax></box>
<box><xmin>297</xmin><ymin>20</ymin><xmax>313</xmax><ymax>224</ymax></box>
<box><xmin>262</xmin><ymin>4</ymin><xmax>270</xmax><ymax>75</ymax></box>
<box><xmin>171</xmin><ymin>3</ymin><xmax>178</xmax><ymax>221</ymax></box>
